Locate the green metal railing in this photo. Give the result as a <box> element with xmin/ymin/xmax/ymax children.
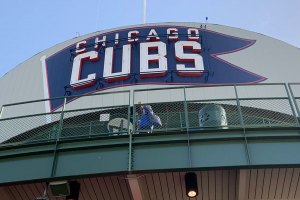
<box><xmin>0</xmin><ymin>83</ymin><xmax>300</xmax><ymax>147</ymax></box>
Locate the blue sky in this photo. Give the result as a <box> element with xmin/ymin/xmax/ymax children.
<box><xmin>0</xmin><ymin>0</ymin><xmax>299</xmax><ymax>77</ymax></box>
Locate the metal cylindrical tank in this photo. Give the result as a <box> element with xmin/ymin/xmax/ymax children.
<box><xmin>199</xmin><ymin>104</ymin><xmax>228</xmax><ymax>128</ymax></box>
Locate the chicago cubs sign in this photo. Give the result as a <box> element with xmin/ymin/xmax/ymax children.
<box><xmin>45</xmin><ymin>26</ymin><xmax>266</xmax><ymax>111</ymax></box>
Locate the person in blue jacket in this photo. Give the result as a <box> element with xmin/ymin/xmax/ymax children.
<box><xmin>138</xmin><ymin>104</ymin><xmax>162</xmax><ymax>133</ymax></box>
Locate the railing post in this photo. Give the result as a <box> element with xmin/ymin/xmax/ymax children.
<box><xmin>179</xmin><ymin>112</ymin><xmax>183</xmax><ymax>130</ymax></box>
<box><xmin>127</xmin><ymin>91</ymin><xmax>131</xmax><ymax>136</ymax></box>
<box><xmin>234</xmin><ymin>85</ymin><xmax>251</xmax><ymax>165</ymax></box>
<box><xmin>183</xmin><ymin>87</ymin><xmax>192</xmax><ymax>168</ymax></box>
<box><xmin>128</xmin><ymin>91</ymin><xmax>135</xmax><ymax>172</ymax></box>
<box><xmin>0</xmin><ymin>105</ymin><xmax>4</xmax><ymax>119</ymax></box>
<box><xmin>286</xmin><ymin>83</ymin><xmax>300</xmax><ymax>126</ymax></box>
<box><xmin>89</xmin><ymin>122</ymin><xmax>92</xmax><ymax>137</ymax></box>
<box><xmin>234</xmin><ymin>85</ymin><xmax>245</xmax><ymax>128</ymax></box>
<box><xmin>57</xmin><ymin>96</ymin><xmax>67</xmax><ymax>140</ymax></box>
<box><xmin>183</xmin><ymin>87</ymin><xmax>190</xmax><ymax>130</ymax></box>
<box><xmin>51</xmin><ymin>96</ymin><xmax>67</xmax><ymax>178</ymax></box>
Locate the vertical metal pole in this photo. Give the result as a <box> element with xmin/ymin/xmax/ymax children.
<box><xmin>234</xmin><ymin>85</ymin><xmax>245</xmax><ymax>128</ymax></box>
<box><xmin>127</xmin><ymin>91</ymin><xmax>131</xmax><ymax>135</ymax></box>
<box><xmin>179</xmin><ymin>112</ymin><xmax>183</xmax><ymax>130</ymax></box>
<box><xmin>286</xmin><ymin>83</ymin><xmax>300</xmax><ymax>126</ymax></box>
<box><xmin>89</xmin><ymin>122</ymin><xmax>92</xmax><ymax>137</ymax></box>
<box><xmin>234</xmin><ymin>85</ymin><xmax>251</xmax><ymax>165</ymax></box>
<box><xmin>183</xmin><ymin>87</ymin><xmax>192</xmax><ymax>168</ymax></box>
<box><xmin>0</xmin><ymin>105</ymin><xmax>4</xmax><ymax>119</ymax></box>
<box><xmin>183</xmin><ymin>87</ymin><xmax>190</xmax><ymax>130</ymax></box>
<box><xmin>128</xmin><ymin>91</ymin><xmax>134</xmax><ymax>172</ymax></box>
<box><xmin>51</xmin><ymin>96</ymin><xmax>67</xmax><ymax>178</ymax></box>
<box><xmin>57</xmin><ymin>96</ymin><xmax>67</xmax><ymax>140</ymax></box>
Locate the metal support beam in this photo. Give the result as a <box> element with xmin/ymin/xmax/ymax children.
<box><xmin>183</xmin><ymin>87</ymin><xmax>192</xmax><ymax>168</ymax></box>
<box><xmin>127</xmin><ymin>174</ymin><xmax>144</xmax><ymax>200</ymax></box>
<box><xmin>0</xmin><ymin>105</ymin><xmax>4</xmax><ymax>119</ymax></box>
<box><xmin>234</xmin><ymin>85</ymin><xmax>244</xmax><ymax>128</ymax></box>
<box><xmin>50</xmin><ymin>96</ymin><xmax>67</xmax><ymax>178</ymax></box>
<box><xmin>287</xmin><ymin>83</ymin><xmax>300</xmax><ymax>126</ymax></box>
<box><xmin>129</xmin><ymin>91</ymin><xmax>135</xmax><ymax>172</ymax></box>
<box><xmin>234</xmin><ymin>85</ymin><xmax>251</xmax><ymax>165</ymax></box>
<box><xmin>238</xmin><ymin>169</ymin><xmax>249</xmax><ymax>200</ymax></box>
<box><xmin>2</xmin><ymin>129</ymin><xmax>300</xmax><ymax>184</ymax></box>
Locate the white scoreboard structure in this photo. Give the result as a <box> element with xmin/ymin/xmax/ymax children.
<box><xmin>1</xmin><ymin>22</ymin><xmax>300</xmax><ymax>112</ymax></box>
<box><xmin>1</xmin><ymin>23</ymin><xmax>300</xmax><ymax>200</ymax></box>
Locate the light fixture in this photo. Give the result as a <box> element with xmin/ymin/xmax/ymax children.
<box><xmin>66</xmin><ymin>181</ymin><xmax>80</xmax><ymax>200</ymax></box>
<box><xmin>49</xmin><ymin>181</ymin><xmax>70</xmax><ymax>197</ymax></box>
<box><xmin>48</xmin><ymin>180</ymin><xmax>80</xmax><ymax>200</ymax></box>
<box><xmin>185</xmin><ymin>172</ymin><xmax>198</xmax><ymax>198</ymax></box>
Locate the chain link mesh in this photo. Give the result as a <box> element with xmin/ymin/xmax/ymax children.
<box><xmin>187</xmin><ymin>100</ymin><xmax>240</xmax><ymax>129</ymax></box>
<box><xmin>60</xmin><ymin>91</ymin><xmax>131</xmax><ymax>138</ymax></box>
<box><xmin>1</xmin><ymin>84</ymin><xmax>299</xmax><ymax>146</ymax></box>
<box><xmin>0</xmin><ymin>112</ymin><xmax>61</xmax><ymax>145</ymax></box>
<box><xmin>295</xmin><ymin>98</ymin><xmax>300</xmax><ymax>116</ymax></box>
<box><xmin>134</xmin><ymin>102</ymin><xmax>185</xmax><ymax>134</ymax></box>
<box><xmin>61</xmin><ymin>106</ymin><xmax>130</xmax><ymax>138</ymax></box>
<box><xmin>239</xmin><ymin>98</ymin><xmax>296</xmax><ymax>127</ymax></box>
<box><xmin>289</xmin><ymin>83</ymin><xmax>300</xmax><ymax>119</ymax></box>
